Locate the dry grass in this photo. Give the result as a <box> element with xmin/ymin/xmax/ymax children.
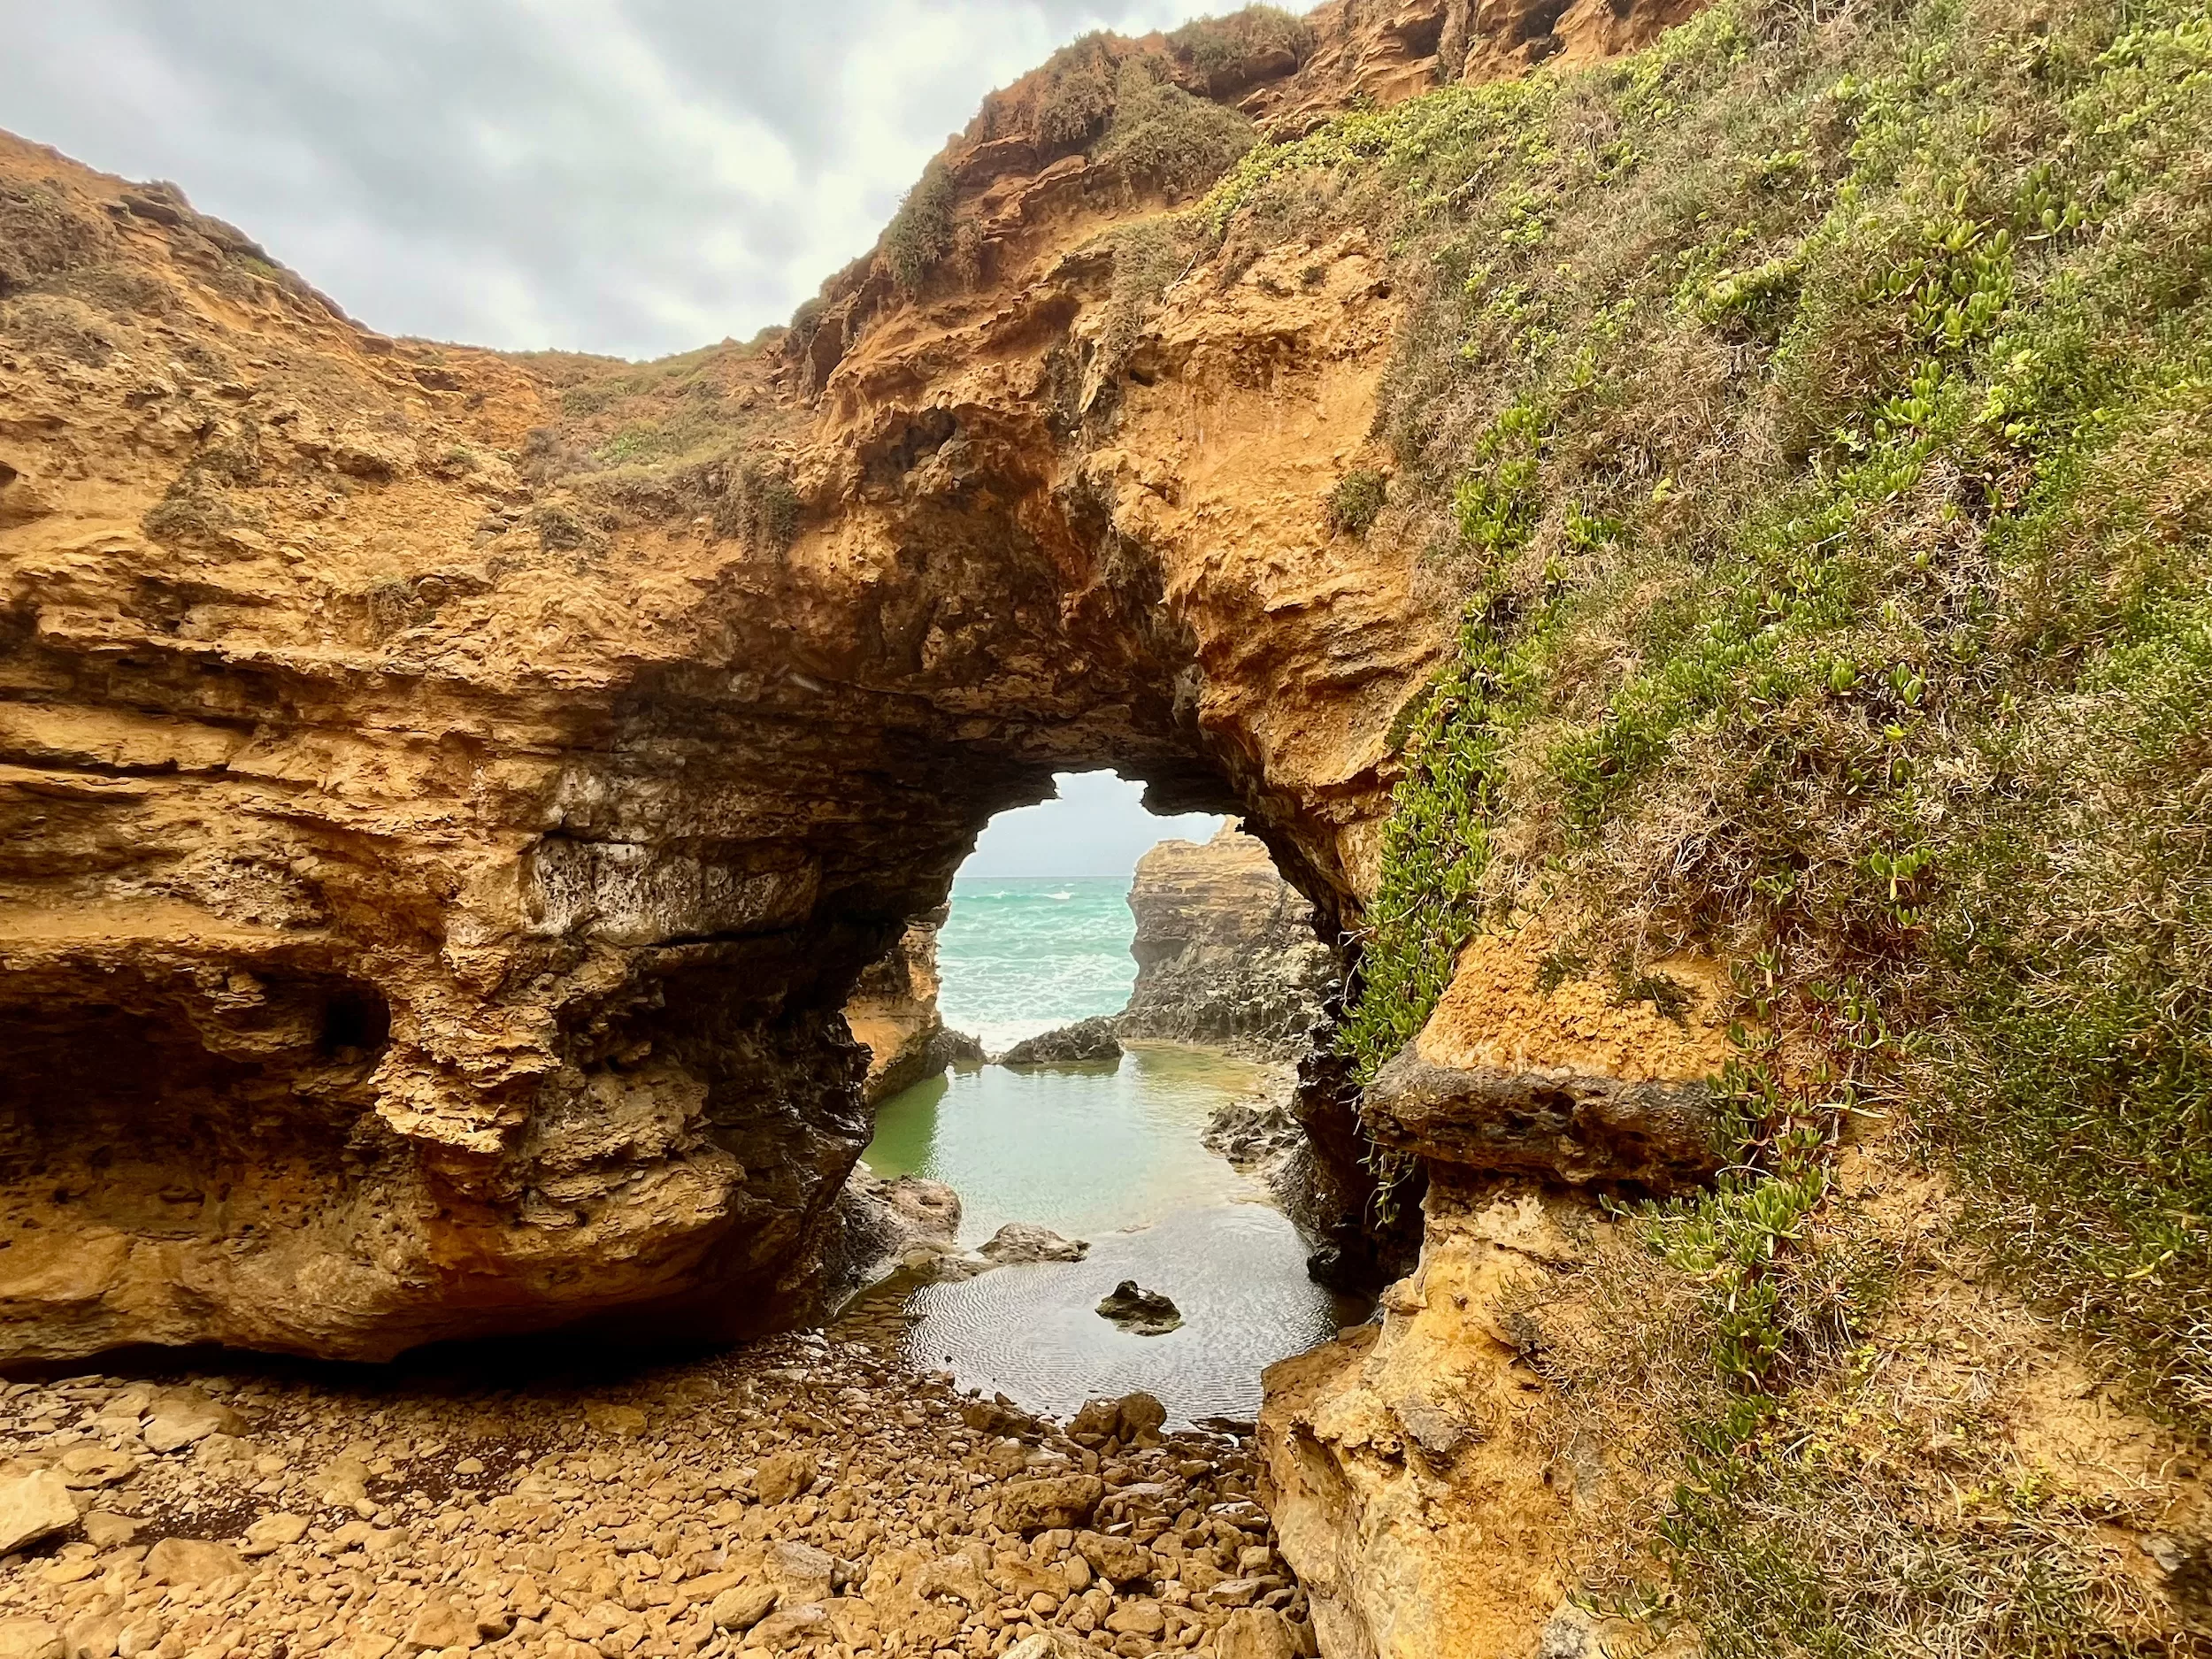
<box><xmin>1503</xmin><ymin>1145</ymin><xmax>2195</xmax><ymax>1656</ymax></box>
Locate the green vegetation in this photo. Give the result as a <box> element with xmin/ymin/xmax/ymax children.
<box><xmin>882</xmin><ymin>160</ymin><xmax>958</xmax><ymax>292</ymax></box>
<box><xmin>1204</xmin><ymin>0</ymin><xmax>2212</xmax><ymax>1640</ymax></box>
<box><xmin>1326</xmin><ymin>468</ymin><xmax>1389</xmax><ymax>537</ymax></box>
<box><xmin>1168</xmin><ymin>5</ymin><xmax>1315</xmax><ymax>80</ymax></box>
<box><xmin>1094</xmin><ymin>59</ymin><xmax>1257</xmax><ymax>197</ymax></box>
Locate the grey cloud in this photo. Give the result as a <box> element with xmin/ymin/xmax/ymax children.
<box><xmin>0</xmin><ymin>0</ymin><xmax>1221</xmax><ymax>357</ymax></box>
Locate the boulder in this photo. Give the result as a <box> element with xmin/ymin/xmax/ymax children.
<box><xmin>710</xmin><ymin>1585</ymin><xmax>778</xmax><ymax>1632</ymax></box>
<box><xmin>1076</xmin><ymin>1530</ymin><xmax>1156</xmax><ymax>1585</ymax></box>
<box><xmin>1069</xmin><ymin>1391</ymin><xmax>1165</xmax><ymax>1441</ymax></box>
<box><xmin>141</xmin><ymin>1390</ymin><xmax>246</xmax><ymax>1454</ymax></box>
<box><xmin>0</xmin><ymin>1622</ymin><xmax>63</xmax><ymax>1659</ymax></box>
<box><xmin>1104</xmin><ymin>1598</ymin><xmax>1167</xmax><ymax>1639</ymax></box>
<box><xmin>145</xmin><ymin>1537</ymin><xmax>249</xmax><ymax>1586</ymax></box>
<box><xmin>767</xmin><ymin>1539</ymin><xmax>837</xmax><ymax>1602</ymax></box>
<box><xmin>755</xmin><ymin>1448</ymin><xmax>818</xmax><ymax>1505</ymax></box>
<box><xmin>997</xmin><ymin>1018</ymin><xmax>1123</xmax><ymax>1067</ymax></box>
<box><xmin>242</xmin><ymin>1512</ymin><xmax>311</xmax><ymax>1554</ymax></box>
<box><xmin>56</xmin><ymin>1447</ymin><xmax>136</xmax><ymax>1488</ymax></box>
<box><xmin>0</xmin><ymin>1471</ymin><xmax>78</xmax><ymax>1555</ymax></box>
<box><xmin>1095</xmin><ymin>1280</ymin><xmax>1182</xmax><ymax>1335</ymax></box>
<box><xmin>997</xmin><ymin>1474</ymin><xmax>1105</xmax><ymax>1532</ymax></box>
<box><xmin>979</xmin><ymin>1222</ymin><xmax>1088</xmax><ymax>1263</ymax></box>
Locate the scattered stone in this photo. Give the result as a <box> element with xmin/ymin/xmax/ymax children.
<box><xmin>81</xmin><ymin>1512</ymin><xmax>139</xmax><ymax>1548</ymax></box>
<box><xmin>1095</xmin><ymin>1280</ymin><xmax>1183</xmax><ymax>1335</ymax></box>
<box><xmin>710</xmin><ymin>1586</ymin><xmax>779</xmax><ymax>1632</ymax></box>
<box><xmin>63</xmin><ymin>1614</ymin><xmax>124</xmax><ymax>1659</ymax></box>
<box><xmin>1218</xmin><ymin>1607</ymin><xmax>1303</xmax><ymax>1659</ymax></box>
<box><xmin>1004</xmin><ymin>1633</ymin><xmax>1113</xmax><ymax>1659</ymax></box>
<box><xmin>1205</xmin><ymin>1577</ymin><xmax>1269</xmax><ymax>1609</ymax></box>
<box><xmin>140</xmin><ymin>1390</ymin><xmax>245</xmax><ymax>1454</ymax></box>
<box><xmin>999</xmin><ymin>1474</ymin><xmax>1107</xmax><ymax>1532</ymax></box>
<box><xmin>1076</xmin><ymin>1531</ymin><xmax>1155</xmax><ymax>1586</ymax></box>
<box><xmin>581</xmin><ymin>1401</ymin><xmax>648</xmax><ymax>1436</ymax></box>
<box><xmin>979</xmin><ymin>1222</ymin><xmax>1090</xmax><ymax>1263</ymax></box>
<box><xmin>57</xmin><ymin>1447</ymin><xmax>136</xmax><ymax>1488</ymax></box>
<box><xmin>403</xmin><ymin>1599</ymin><xmax>476</xmax><ymax>1650</ymax></box>
<box><xmin>0</xmin><ymin>1620</ymin><xmax>64</xmax><ymax>1659</ymax></box>
<box><xmin>767</xmin><ymin>1538</ymin><xmax>837</xmax><ymax>1601</ymax></box>
<box><xmin>0</xmin><ymin>1334</ymin><xmax>1307</xmax><ymax>1659</ymax></box>
<box><xmin>0</xmin><ymin>1471</ymin><xmax>78</xmax><ymax>1555</ymax></box>
<box><xmin>749</xmin><ymin>1602</ymin><xmax>830</xmax><ymax>1646</ymax></box>
<box><xmin>1104</xmin><ymin>1597</ymin><xmax>1167</xmax><ymax>1639</ymax></box>
<box><xmin>242</xmin><ymin>1512</ymin><xmax>311</xmax><ymax>1553</ymax></box>
<box><xmin>310</xmin><ymin>1451</ymin><xmax>372</xmax><ymax>1504</ymax></box>
<box><xmin>998</xmin><ymin>1018</ymin><xmax>1123</xmax><ymax>1067</ymax></box>
<box><xmin>756</xmin><ymin>1448</ymin><xmax>818</xmax><ymax>1504</ymax></box>
<box><xmin>145</xmin><ymin>1537</ymin><xmax>250</xmax><ymax>1586</ymax></box>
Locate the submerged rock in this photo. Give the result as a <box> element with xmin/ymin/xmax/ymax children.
<box><xmin>1096</xmin><ymin>1280</ymin><xmax>1182</xmax><ymax>1335</ymax></box>
<box><xmin>998</xmin><ymin>1018</ymin><xmax>1124</xmax><ymax>1067</ymax></box>
<box><xmin>979</xmin><ymin>1222</ymin><xmax>1089</xmax><ymax>1263</ymax></box>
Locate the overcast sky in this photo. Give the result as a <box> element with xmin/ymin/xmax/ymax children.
<box><xmin>0</xmin><ymin>0</ymin><xmax>1227</xmax><ymax>360</ymax></box>
<box><xmin>964</xmin><ymin>772</ymin><xmax>1224</xmax><ymax>879</ymax></box>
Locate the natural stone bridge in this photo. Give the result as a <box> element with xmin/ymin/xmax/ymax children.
<box><xmin>0</xmin><ymin>109</ymin><xmax>1437</xmax><ymax>1362</ymax></box>
<box><xmin>0</xmin><ymin>0</ymin><xmax>1715</xmax><ymax>1365</ymax></box>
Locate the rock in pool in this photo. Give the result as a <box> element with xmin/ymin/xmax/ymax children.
<box><xmin>980</xmin><ymin>1222</ymin><xmax>1090</xmax><ymax>1263</ymax></box>
<box><xmin>997</xmin><ymin>1017</ymin><xmax>1123</xmax><ymax>1066</ymax></box>
<box><xmin>1096</xmin><ymin>1279</ymin><xmax>1182</xmax><ymax>1335</ymax></box>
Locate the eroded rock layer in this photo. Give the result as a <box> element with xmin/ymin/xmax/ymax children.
<box><xmin>1119</xmin><ymin>826</ymin><xmax>1335</xmax><ymax>1057</ymax></box>
<box><xmin>0</xmin><ymin>0</ymin><xmax>1698</xmax><ymax>1365</ymax></box>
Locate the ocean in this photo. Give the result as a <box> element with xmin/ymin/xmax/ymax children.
<box><xmin>933</xmin><ymin>875</ymin><xmax>1141</xmax><ymax>1053</ymax></box>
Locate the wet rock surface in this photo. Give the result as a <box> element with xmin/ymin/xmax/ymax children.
<box><xmin>979</xmin><ymin>1225</ymin><xmax>1090</xmax><ymax>1266</ymax></box>
<box><xmin>996</xmin><ymin>1022</ymin><xmax>1124</xmax><ymax>1069</ymax></box>
<box><xmin>849</xmin><ymin>911</ymin><xmax>953</xmax><ymax>1109</ymax></box>
<box><xmin>0</xmin><ymin>1343</ymin><xmax>1313</xmax><ymax>1658</ymax></box>
<box><xmin>1094</xmin><ymin>1286</ymin><xmax>1182</xmax><ymax>1338</ymax></box>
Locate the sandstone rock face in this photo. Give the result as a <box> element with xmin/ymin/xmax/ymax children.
<box><xmin>1259</xmin><ymin>1177</ymin><xmax>1591</xmax><ymax>1659</ymax></box>
<box><xmin>845</xmin><ymin>907</ymin><xmax>950</xmax><ymax>1106</ymax></box>
<box><xmin>817</xmin><ymin>1165</ymin><xmax>963</xmax><ymax>1303</ymax></box>
<box><xmin>0</xmin><ymin>0</ymin><xmax>1700</xmax><ymax>1363</ymax></box>
<box><xmin>1119</xmin><ymin>826</ymin><xmax>1335</xmax><ymax>1056</ymax></box>
<box><xmin>1363</xmin><ymin>928</ymin><xmax>1735</xmax><ymax>1192</ymax></box>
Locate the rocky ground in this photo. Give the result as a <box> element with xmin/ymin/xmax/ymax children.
<box><xmin>0</xmin><ymin>1336</ymin><xmax>1315</xmax><ymax>1659</ymax></box>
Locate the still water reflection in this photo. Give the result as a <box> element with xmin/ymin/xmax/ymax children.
<box><xmin>836</xmin><ymin>1045</ymin><xmax>1368</xmax><ymax>1424</ymax></box>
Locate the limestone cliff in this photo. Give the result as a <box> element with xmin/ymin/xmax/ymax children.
<box><xmin>843</xmin><ymin>908</ymin><xmax>949</xmax><ymax>1107</ymax></box>
<box><xmin>1119</xmin><ymin>825</ymin><xmax>1334</xmax><ymax>1056</ymax></box>
<box><xmin>4</xmin><ymin>0</ymin><xmax>1706</xmax><ymax>1363</ymax></box>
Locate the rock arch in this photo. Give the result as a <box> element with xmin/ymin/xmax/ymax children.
<box><xmin>0</xmin><ymin>131</ymin><xmax>1440</xmax><ymax>1364</ymax></box>
<box><xmin>0</xmin><ymin>0</ymin><xmax>1711</xmax><ymax>1361</ymax></box>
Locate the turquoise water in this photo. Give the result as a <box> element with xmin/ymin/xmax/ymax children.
<box><xmin>934</xmin><ymin>876</ymin><xmax>1138</xmax><ymax>1053</ymax></box>
<box><xmin>863</xmin><ymin>1045</ymin><xmax>1266</xmax><ymax>1242</ymax></box>
<box><xmin>841</xmin><ymin>871</ymin><xmax>1364</xmax><ymax>1423</ymax></box>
